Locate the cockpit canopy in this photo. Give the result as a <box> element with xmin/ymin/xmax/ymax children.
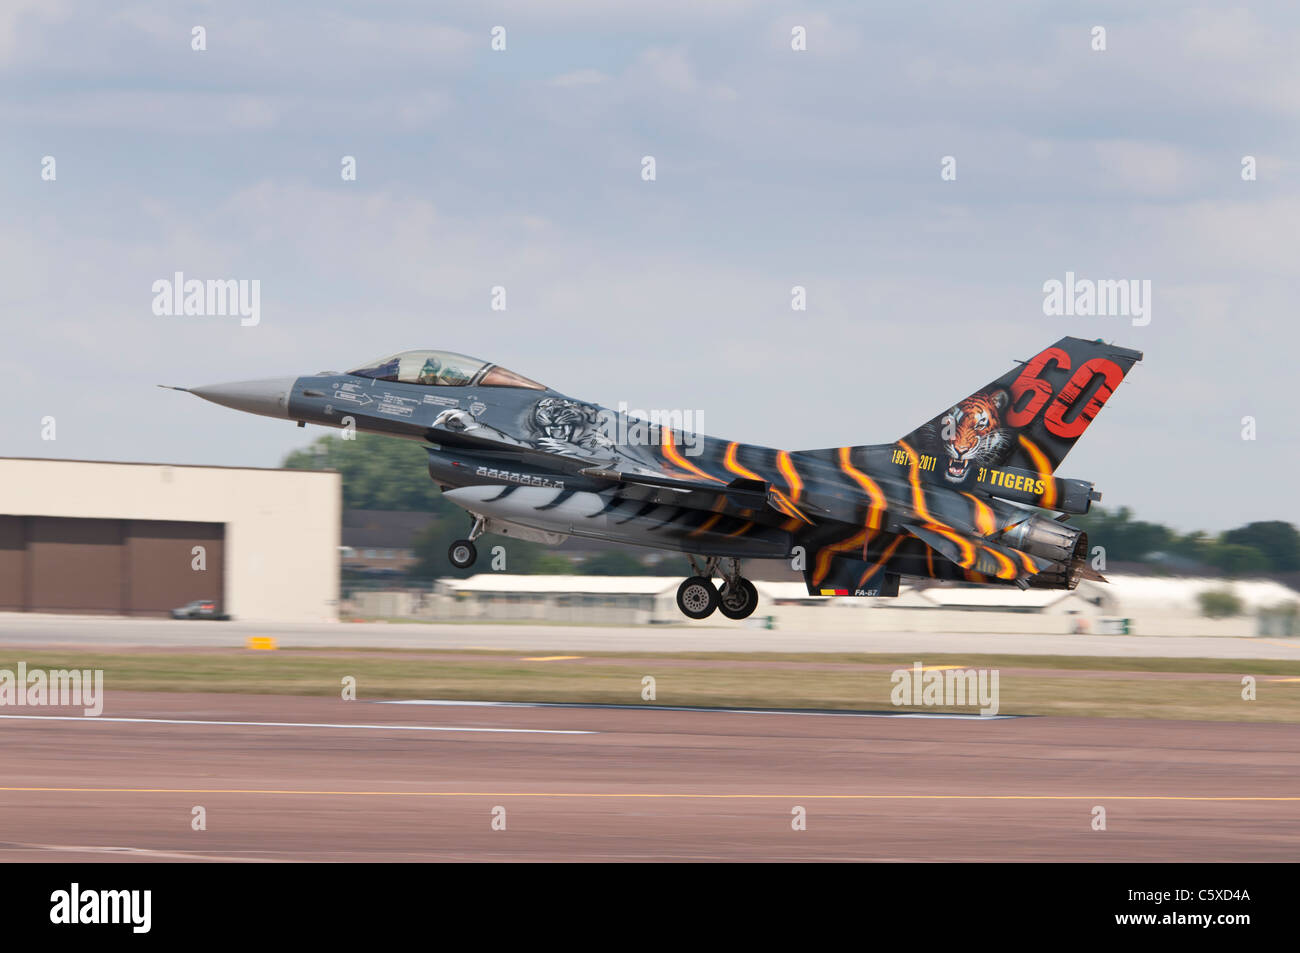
<box><xmin>346</xmin><ymin>350</ymin><xmax>545</xmax><ymax>389</ymax></box>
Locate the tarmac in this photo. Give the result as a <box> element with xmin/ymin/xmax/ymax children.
<box><xmin>2</xmin><ymin>612</ymin><xmax>1299</xmax><ymax>659</ymax></box>
<box><xmin>1</xmin><ymin>691</ymin><xmax>1296</xmax><ymax>861</ymax></box>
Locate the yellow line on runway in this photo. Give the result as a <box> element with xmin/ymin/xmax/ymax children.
<box><xmin>519</xmin><ymin>656</ymin><xmax>584</xmax><ymax>662</ymax></box>
<box><xmin>0</xmin><ymin>787</ymin><xmax>1296</xmax><ymax>801</ymax></box>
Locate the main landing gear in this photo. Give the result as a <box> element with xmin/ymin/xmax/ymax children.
<box><xmin>675</xmin><ymin>556</ymin><xmax>759</xmax><ymax>620</ymax></box>
<box><xmin>448</xmin><ymin>515</ymin><xmax>486</xmax><ymax>570</ymax></box>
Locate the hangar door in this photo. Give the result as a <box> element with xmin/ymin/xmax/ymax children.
<box><xmin>0</xmin><ymin>516</ymin><xmax>225</xmax><ymax>616</ymax></box>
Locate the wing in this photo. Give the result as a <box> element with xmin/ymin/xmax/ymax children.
<box><xmin>578</xmin><ymin>467</ymin><xmax>818</xmax><ymax>526</ymax></box>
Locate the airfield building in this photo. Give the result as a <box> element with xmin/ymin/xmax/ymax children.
<box><xmin>0</xmin><ymin>457</ymin><xmax>340</xmax><ymax>622</ymax></box>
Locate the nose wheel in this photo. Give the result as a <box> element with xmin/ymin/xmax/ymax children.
<box><xmin>677</xmin><ymin>556</ymin><xmax>759</xmax><ymax>620</ymax></box>
<box><xmin>448</xmin><ymin>515</ymin><xmax>486</xmax><ymax>570</ymax></box>
<box><xmin>448</xmin><ymin>540</ymin><xmax>477</xmax><ymax>569</ymax></box>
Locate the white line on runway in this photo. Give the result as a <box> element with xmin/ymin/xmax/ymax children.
<box><xmin>0</xmin><ymin>714</ymin><xmax>595</xmax><ymax>735</ymax></box>
<box><xmin>0</xmin><ymin>842</ymin><xmax>286</xmax><ymax>862</ymax></box>
<box><xmin>378</xmin><ymin>700</ymin><xmax>1017</xmax><ymax>720</ymax></box>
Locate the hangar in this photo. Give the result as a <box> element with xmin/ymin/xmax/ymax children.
<box><xmin>0</xmin><ymin>458</ymin><xmax>340</xmax><ymax>622</ymax></box>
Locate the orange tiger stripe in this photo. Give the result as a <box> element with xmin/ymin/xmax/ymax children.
<box><xmin>812</xmin><ymin>529</ymin><xmax>870</xmax><ymax>586</ymax></box>
<box><xmin>688</xmin><ymin>513</ymin><xmax>723</xmax><ymax>538</ymax></box>
<box><xmin>858</xmin><ymin>535</ymin><xmax>905</xmax><ymax>588</ymax></box>
<box><xmin>661</xmin><ymin>429</ymin><xmax>723</xmax><ymax>483</ymax></box>
<box><xmin>961</xmin><ymin>492</ymin><xmax>996</xmax><ymax>537</ymax></box>
<box><xmin>1014</xmin><ymin>548</ymin><xmax>1038</xmax><ymax>575</ymax></box>
<box><xmin>897</xmin><ymin>439</ymin><xmax>976</xmax><ymax>569</ymax></box>
<box><xmin>1017</xmin><ymin>435</ymin><xmax>1056</xmax><ymax>509</ymax></box>
<box><xmin>838</xmin><ymin>446</ymin><xmax>885</xmax><ymax>531</ymax></box>
<box><xmin>981</xmin><ymin>544</ymin><xmax>1017</xmax><ymax>581</ymax></box>
<box><xmin>775</xmin><ymin>451</ymin><xmax>802</xmax><ymax>502</ymax></box>
<box><xmin>723</xmin><ymin>441</ymin><xmax>762</xmax><ymax>481</ymax></box>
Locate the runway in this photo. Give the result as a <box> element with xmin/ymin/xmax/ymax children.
<box><xmin>3</xmin><ymin>612</ymin><xmax>1299</xmax><ymax>659</ymax></box>
<box><xmin>1</xmin><ymin>691</ymin><xmax>1296</xmax><ymax>861</ymax></box>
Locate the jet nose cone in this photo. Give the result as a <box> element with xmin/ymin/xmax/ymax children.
<box><xmin>189</xmin><ymin>376</ymin><xmax>297</xmax><ymax>419</ymax></box>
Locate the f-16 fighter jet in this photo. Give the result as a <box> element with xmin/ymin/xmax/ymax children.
<box><xmin>169</xmin><ymin>336</ymin><xmax>1142</xmax><ymax>620</ymax></box>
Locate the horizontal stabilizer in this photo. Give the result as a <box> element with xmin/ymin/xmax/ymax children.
<box><xmin>1074</xmin><ymin>564</ymin><xmax>1108</xmax><ymax>583</ymax></box>
<box><xmin>903</xmin><ymin>523</ymin><xmax>1050</xmax><ymax>582</ymax></box>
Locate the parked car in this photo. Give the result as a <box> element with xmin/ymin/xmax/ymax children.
<box><xmin>171</xmin><ymin>599</ymin><xmax>229</xmax><ymax>620</ymax></box>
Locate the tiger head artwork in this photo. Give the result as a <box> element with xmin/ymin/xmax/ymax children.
<box><xmin>926</xmin><ymin>389</ymin><xmax>1015</xmax><ymax>483</ymax></box>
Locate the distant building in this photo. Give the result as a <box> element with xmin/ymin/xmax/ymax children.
<box><xmin>404</xmin><ymin>571</ymin><xmax>1300</xmax><ymax>635</ymax></box>
<box><xmin>430</xmin><ymin>574</ymin><xmax>794</xmax><ymax>624</ymax></box>
<box><xmin>1079</xmin><ymin>575</ymin><xmax>1298</xmax><ymax>616</ymax></box>
<box><xmin>0</xmin><ymin>457</ymin><xmax>339</xmax><ymax>622</ymax></box>
<box><xmin>342</xmin><ymin>510</ymin><xmax>436</xmax><ymax>575</ymax></box>
<box><xmin>434</xmin><ymin>574</ymin><xmax>683</xmax><ymax>624</ymax></box>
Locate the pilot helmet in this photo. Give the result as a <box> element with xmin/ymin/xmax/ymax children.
<box><xmin>417</xmin><ymin>355</ymin><xmax>443</xmax><ymax>384</ymax></box>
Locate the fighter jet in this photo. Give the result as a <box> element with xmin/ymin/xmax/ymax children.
<box><xmin>169</xmin><ymin>336</ymin><xmax>1142</xmax><ymax>620</ymax></box>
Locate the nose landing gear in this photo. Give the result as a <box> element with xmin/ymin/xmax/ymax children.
<box><xmin>448</xmin><ymin>515</ymin><xmax>486</xmax><ymax>570</ymax></box>
<box><xmin>674</xmin><ymin>556</ymin><xmax>759</xmax><ymax>620</ymax></box>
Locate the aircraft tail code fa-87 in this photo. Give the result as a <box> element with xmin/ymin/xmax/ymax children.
<box><xmin>168</xmin><ymin>336</ymin><xmax>1142</xmax><ymax>620</ymax></box>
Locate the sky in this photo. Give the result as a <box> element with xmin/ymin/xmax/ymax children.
<box><xmin>2</xmin><ymin>1</ymin><xmax>1297</xmax><ymax>533</ymax></box>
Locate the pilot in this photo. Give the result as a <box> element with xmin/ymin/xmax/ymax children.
<box><xmin>417</xmin><ymin>356</ymin><xmax>443</xmax><ymax>385</ymax></box>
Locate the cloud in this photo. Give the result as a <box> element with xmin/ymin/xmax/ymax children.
<box><xmin>0</xmin><ymin>0</ymin><xmax>68</xmax><ymax>64</ymax></box>
<box><xmin>1088</xmin><ymin>139</ymin><xmax>1212</xmax><ymax>196</ymax></box>
<box><xmin>3</xmin><ymin>0</ymin><xmax>1299</xmax><ymax>531</ymax></box>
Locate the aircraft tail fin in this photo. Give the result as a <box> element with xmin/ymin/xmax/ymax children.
<box><xmin>897</xmin><ymin>336</ymin><xmax>1142</xmax><ymax>486</ymax></box>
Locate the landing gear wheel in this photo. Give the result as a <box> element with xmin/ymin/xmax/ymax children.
<box><xmin>448</xmin><ymin>539</ymin><xmax>477</xmax><ymax>569</ymax></box>
<box><xmin>718</xmin><ymin>578</ymin><xmax>759</xmax><ymax>620</ymax></box>
<box><xmin>676</xmin><ymin>576</ymin><xmax>719</xmax><ymax>619</ymax></box>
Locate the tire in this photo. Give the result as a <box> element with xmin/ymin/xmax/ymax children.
<box><xmin>718</xmin><ymin>578</ymin><xmax>759</xmax><ymax>620</ymax></box>
<box><xmin>448</xmin><ymin>539</ymin><xmax>478</xmax><ymax>569</ymax></box>
<box><xmin>676</xmin><ymin>576</ymin><xmax>719</xmax><ymax>619</ymax></box>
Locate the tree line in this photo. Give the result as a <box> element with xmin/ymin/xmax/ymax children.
<box><xmin>1073</xmin><ymin>507</ymin><xmax>1299</xmax><ymax>575</ymax></box>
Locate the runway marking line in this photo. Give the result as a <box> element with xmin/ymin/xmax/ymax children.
<box><xmin>377</xmin><ymin>700</ymin><xmax>1018</xmax><ymax>719</ymax></box>
<box><xmin>0</xmin><ymin>842</ymin><xmax>284</xmax><ymax>862</ymax></box>
<box><xmin>1248</xmin><ymin>638</ymin><xmax>1300</xmax><ymax>649</ymax></box>
<box><xmin>0</xmin><ymin>787</ymin><xmax>1296</xmax><ymax>801</ymax></box>
<box><xmin>0</xmin><ymin>714</ymin><xmax>594</xmax><ymax>735</ymax></box>
<box><xmin>519</xmin><ymin>656</ymin><xmax>584</xmax><ymax>661</ymax></box>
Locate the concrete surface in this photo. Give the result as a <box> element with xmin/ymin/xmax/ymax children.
<box><xmin>2</xmin><ymin>612</ymin><xmax>1299</xmax><ymax>659</ymax></box>
<box><xmin>0</xmin><ymin>692</ymin><xmax>1296</xmax><ymax>861</ymax></box>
